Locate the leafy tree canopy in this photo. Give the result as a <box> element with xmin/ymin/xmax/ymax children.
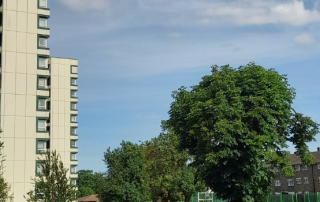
<box><xmin>99</xmin><ymin>141</ymin><xmax>150</xmax><ymax>202</ymax></box>
<box><xmin>144</xmin><ymin>123</ymin><xmax>205</xmax><ymax>202</ymax></box>
<box><xmin>168</xmin><ymin>63</ymin><xmax>319</xmax><ymax>202</ymax></box>
<box><xmin>24</xmin><ymin>151</ymin><xmax>76</xmax><ymax>202</ymax></box>
<box><xmin>77</xmin><ymin>170</ymin><xmax>105</xmax><ymax>198</ymax></box>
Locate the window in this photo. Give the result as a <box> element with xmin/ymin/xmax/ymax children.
<box><xmin>39</xmin><ymin>0</ymin><xmax>47</xmax><ymax>8</ymax></box>
<box><xmin>37</xmin><ymin>140</ymin><xmax>47</xmax><ymax>154</ymax></box>
<box><xmin>71</xmin><ymin>90</ymin><xmax>77</xmax><ymax>98</ymax></box>
<box><xmin>71</xmin><ymin>103</ymin><xmax>77</xmax><ymax>111</ymax></box>
<box><xmin>71</xmin><ymin>179</ymin><xmax>77</xmax><ymax>186</ymax></box>
<box><xmin>70</xmin><ymin>165</ymin><xmax>77</xmax><ymax>174</ymax></box>
<box><xmin>36</xmin><ymin>161</ymin><xmax>44</xmax><ymax>175</ymax></box>
<box><xmin>39</xmin><ymin>17</ymin><xmax>48</xmax><ymax>28</ymax></box>
<box><xmin>71</xmin><ymin>115</ymin><xmax>77</xmax><ymax>123</ymax></box>
<box><xmin>71</xmin><ymin>127</ymin><xmax>77</xmax><ymax>136</ymax></box>
<box><xmin>287</xmin><ymin>179</ymin><xmax>294</xmax><ymax>187</ymax></box>
<box><xmin>71</xmin><ymin>153</ymin><xmax>77</xmax><ymax>161</ymax></box>
<box><xmin>39</xmin><ymin>57</ymin><xmax>47</xmax><ymax>68</ymax></box>
<box><xmin>71</xmin><ymin>66</ymin><xmax>78</xmax><ymax>74</ymax></box>
<box><xmin>38</xmin><ymin>119</ymin><xmax>46</xmax><ymax>131</ymax></box>
<box><xmin>318</xmin><ymin>164</ymin><xmax>320</xmax><ymax>169</ymax></box>
<box><xmin>302</xmin><ymin>165</ymin><xmax>308</xmax><ymax>170</ymax></box>
<box><xmin>38</xmin><ymin>78</ymin><xmax>47</xmax><ymax>89</ymax></box>
<box><xmin>295</xmin><ymin>165</ymin><xmax>300</xmax><ymax>171</ymax></box>
<box><xmin>296</xmin><ymin>178</ymin><xmax>301</xmax><ymax>184</ymax></box>
<box><xmin>275</xmin><ymin>180</ymin><xmax>281</xmax><ymax>186</ymax></box>
<box><xmin>71</xmin><ymin>78</ymin><xmax>77</xmax><ymax>86</ymax></box>
<box><xmin>304</xmin><ymin>177</ymin><xmax>309</xmax><ymax>184</ymax></box>
<box><xmin>39</xmin><ymin>37</ymin><xmax>48</xmax><ymax>48</ymax></box>
<box><xmin>38</xmin><ymin>98</ymin><xmax>46</xmax><ymax>110</ymax></box>
<box><xmin>71</xmin><ymin>140</ymin><xmax>77</xmax><ymax>148</ymax></box>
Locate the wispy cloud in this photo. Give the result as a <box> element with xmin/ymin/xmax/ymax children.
<box><xmin>58</xmin><ymin>0</ymin><xmax>320</xmax><ymax>26</ymax></box>
<box><xmin>293</xmin><ymin>32</ymin><xmax>314</xmax><ymax>45</ymax></box>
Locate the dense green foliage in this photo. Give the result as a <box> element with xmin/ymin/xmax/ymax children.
<box><xmin>99</xmin><ymin>141</ymin><xmax>150</xmax><ymax>202</ymax></box>
<box><xmin>144</xmin><ymin>124</ymin><xmax>205</xmax><ymax>202</ymax></box>
<box><xmin>168</xmin><ymin>64</ymin><xmax>319</xmax><ymax>202</ymax></box>
<box><xmin>0</xmin><ymin>136</ymin><xmax>13</xmax><ymax>202</ymax></box>
<box><xmin>24</xmin><ymin>151</ymin><xmax>76</xmax><ymax>202</ymax></box>
<box><xmin>77</xmin><ymin>170</ymin><xmax>105</xmax><ymax>197</ymax></box>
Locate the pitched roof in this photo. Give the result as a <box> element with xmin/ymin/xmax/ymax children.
<box><xmin>78</xmin><ymin>195</ymin><xmax>100</xmax><ymax>202</ymax></box>
<box><xmin>288</xmin><ymin>150</ymin><xmax>320</xmax><ymax>165</ymax></box>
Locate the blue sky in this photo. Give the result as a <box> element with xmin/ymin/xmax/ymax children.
<box><xmin>48</xmin><ymin>0</ymin><xmax>320</xmax><ymax>172</ymax></box>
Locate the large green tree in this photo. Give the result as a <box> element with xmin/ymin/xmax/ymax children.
<box><xmin>24</xmin><ymin>151</ymin><xmax>77</xmax><ymax>202</ymax></box>
<box><xmin>99</xmin><ymin>141</ymin><xmax>150</xmax><ymax>202</ymax></box>
<box><xmin>168</xmin><ymin>63</ymin><xmax>319</xmax><ymax>202</ymax></box>
<box><xmin>144</xmin><ymin>123</ymin><xmax>205</xmax><ymax>202</ymax></box>
<box><xmin>77</xmin><ymin>170</ymin><xmax>105</xmax><ymax>197</ymax></box>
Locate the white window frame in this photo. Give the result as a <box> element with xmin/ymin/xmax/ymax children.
<box><xmin>71</xmin><ymin>115</ymin><xmax>77</xmax><ymax>123</ymax></box>
<box><xmin>37</xmin><ymin>163</ymin><xmax>43</xmax><ymax>175</ymax></box>
<box><xmin>71</xmin><ymin>66</ymin><xmax>78</xmax><ymax>74</ymax></box>
<box><xmin>71</xmin><ymin>103</ymin><xmax>77</xmax><ymax>110</ymax></box>
<box><xmin>39</xmin><ymin>17</ymin><xmax>48</xmax><ymax>28</ymax></box>
<box><xmin>71</xmin><ymin>128</ymin><xmax>77</xmax><ymax>135</ymax></box>
<box><xmin>295</xmin><ymin>165</ymin><xmax>300</xmax><ymax>171</ymax></box>
<box><xmin>39</xmin><ymin>37</ymin><xmax>48</xmax><ymax>48</ymax></box>
<box><xmin>71</xmin><ymin>90</ymin><xmax>77</xmax><ymax>98</ymax></box>
<box><xmin>304</xmin><ymin>177</ymin><xmax>309</xmax><ymax>184</ymax></box>
<box><xmin>39</xmin><ymin>57</ymin><xmax>47</xmax><ymax>68</ymax></box>
<box><xmin>302</xmin><ymin>165</ymin><xmax>308</xmax><ymax>170</ymax></box>
<box><xmin>39</xmin><ymin>0</ymin><xmax>47</xmax><ymax>8</ymax></box>
<box><xmin>38</xmin><ymin>78</ymin><xmax>47</xmax><ymax>89</ymax></box>
<box><xmin>296</xmin><ymin>178</ymin><xmax>301</xmax><ymax>184</ymax></box>
<box><xmin>287</xmin><ymin>179</ymin><xmax>294</xmax><ymax>187</ymax></box>
<box><xmin>38</xmin><ymin>98</ymin><xmax>46</xmax><ymax>110</ymax></box>
<box><xmin>71</xmin><ymin>166</ymin><xmax>77</xmax><ymax>174</ymax></box>
<box><xmin>275</xmin><ymin>180</ymin><xmax>281</xmax><ymax>187</ymax></box>
<box><xmin>274</xmin><ymin>167</ymin><xmax>280</xmax><ymax>173</ymax></box>
<box><xmin>37</xmin><ymin>140</ymin><xmax>47</xmax><ymax>153</ymax></box>
<box><xmin>318</xmin><ymin>164</ymin><xmax>320</xmax><ymax>169</ymax></box>
<box><xmin>71</xmin><ymin>179</ymin><xmax>77</xmax><ymax>186</ymax></box>
<box><xmin>71</xmin><ymin>140</ymin><xmax>77</xmax><ymax>148</ymax></box>
<box><xmin>71</xmin><ymin>153</ymin><xmax>77</xmax><ymax>161</ymax></box>
<box><xmin>71</xmin><ymin>78</ymin><xmax>77</xmax><ymax>86</ymax></box>
<box><xmin>38</xmin><ymin>120</ymin><xmax>46</xmax><ymax>131</ymax></box>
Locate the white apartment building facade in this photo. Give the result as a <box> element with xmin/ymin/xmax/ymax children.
<box><xmin>0</xmin><ymin>0</ymin><xmax>78</xmax><ymax>201</ymax></box>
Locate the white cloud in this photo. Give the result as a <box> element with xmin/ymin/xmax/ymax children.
<box><xmin>58</xmin><ymin>0</ymin><xmax>320</xmax><ymax>26</ymax></box>
<box><xmin>58</xmin><ymin>0</ymin><xmax>108</xmax><ymax>11</ymax></box>
<box><xmin>294</xmin><ymin>33</ymin><xmax>314</xmax><ymax>45</ymax></box>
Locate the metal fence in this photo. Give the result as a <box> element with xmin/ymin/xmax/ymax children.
<box><xmin>174</xmin><ymin>193</ymin><xmax>320</xmax><ymax>202</ymax></box>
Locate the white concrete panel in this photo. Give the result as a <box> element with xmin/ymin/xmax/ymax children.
<box><xmin>26</xmin><ymin>74</ymin><xmax>36</xmax><ymax>95</ymax></box>
<box><xmin>26</xmin><ymin>95</ymin><xmax>36</xmax><ymax>117</ymax></box>
<box><xmin>59</xmin><ymin>139</ymin><xmax>65</xmax><ymax>152</ymax></box>
<box><xmin>4</xmin><ymin>94</ymin><xmax>16</xmax><ymax>115</ymax></box>
<box><xmin>52</xmin><ymin>113</ymin><xmax>59</xmax><ymax>126</ymax></box>
<box><xmin>26</xmin><ymin>53</ymin><xmax>37</xmax><ymax>75</ymax></box>
<box><xmin>59</xmin><ymin>76</ymin><xmax>65</xmax><ymax>89</ymax></box>
<box><xmin>17</xmin><ymin>52</ymin><xmax>27</xmax><ymax>73</ymax></box>
<box><xmin>59</xmin><ymin>89</ymin><xmax>65</xmax><ymax>102</ymax></box>
<box><xmin>6</xmin><ymin>31</ymin><xmax>17</xmax><ymax>52</ymax></box>
<box><xmin>6</xmin><ymin>0</ymin><xmax>17</xmax><ymax>11</ymax></box>
<box><xmin>27</xmin><ymin>0</ymin><xmax>37</xmax><ymax>14</ymax></box>
<box><xmin>16</xmin><ymin>74</ymin><xmax>27</xmax><ymax>95</ymax></box>
<box><xmin>25</xmin><ymin>139</ymin><xmax>36</xmax><ymax>161</ymax></box>
<box><xmin>17</xmin><ymin>0</ymin><xmax>28</xmax><ymax>12</ymax></box>
<box><xmin>3</xmin><ymin>161</ymin><xmax>14</xmax><ymax>183</ymax></box>
<box><xmin>5</xmin><ymin>10</ymin><xmax>17</xmax><ymax>31</ymax></box>
<box><xmin>17</xmin><ymin>11</ymin><xmax>27</xmax><ymax>32</ymax></box>
<box><xmin>26</xmin><ymin>33</ymin><xmax>37</xmax><ymax>54</ymax></box>
<box><xmin>59</xmin><ymin>127</ymin><xmax>65</xmax><ymax>139</ymax></box>
<box><xmin>4</xmin><ymin>72</ymin><xmax>16</xmax><ymax>94</ymax></box>
<box><xmin>59</xmin><ymin>114</ymin><xmax>65</xmax><ymax>126</ymax></box>
<box><xmin>17</xmin><ymin>32</ymin><xmax>27</xmax><ymax>53</ymax></box>
<box><xmin>13</xmin><ymin>183</ymin><xmax>25</xmax><ymax>201</ymax></box>
<box><xmin>26</xmin><ymin>117</ymin><xmax>36</xmax><ymax>139</ymax></box>
<box><xmin>3</xmin><ymin>138</ymin><xmax>15</xmax><ymax>160</ymax></box>
<box><xmin>5</xmin><ymin>51</ymin><xmax>16</xmax><ymax>73</ymax></box>
<box><xmin>14</xmin><ymin>139</ymin><xmax>26</xmax><ymax>160</ymax></box>
<box><xmin>15</xmin><ymin>94</ymin><xmax>27</xmax><ymax>116</ymax></box>
<box><xmin>15</xmin><ymin>116</ymin><xmax>26</xmax><ymax>137</ymax></box>
<box><xmin>50</xmin><ymin>64</ymin><xmax>59</xmax><ymax>76</ymax></box>
<box><xmin>27</xmin><ymin>13</ymin><xmax>37</xmax><ymax>33</ymax></box>
<box><xmin>3</xmin><ymin>116</ymin><xmax>15</xmax><ymax>138</ymax></box>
